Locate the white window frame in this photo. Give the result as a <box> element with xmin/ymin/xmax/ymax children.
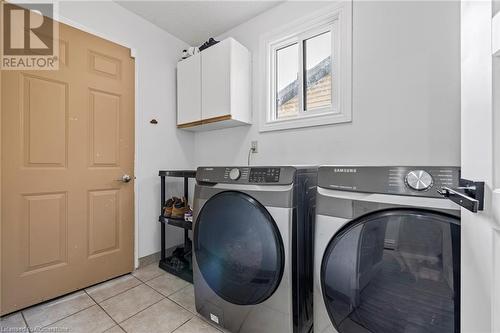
<box><xmin>259</xmin><ymin>1</ymin><xmax>352</xmax><ymax>132</ymax></box>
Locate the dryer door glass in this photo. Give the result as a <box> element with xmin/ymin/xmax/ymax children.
<box><xmin>194</xmin><ymin>191</ymin><xmax>285</xmax><ymax>305</ymax></box>
<box><xmin>321</xmin><ymin>209</ymin><xmax>460</xmax><ymax>333</ymax></box>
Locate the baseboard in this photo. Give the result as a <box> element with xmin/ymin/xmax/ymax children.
<box><xmin>138</xmin><ymin>251</ymin><xmax>161</xmax><ymax>268</ymax></box>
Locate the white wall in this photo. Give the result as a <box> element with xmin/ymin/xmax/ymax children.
<box><xmin>58</xmin><ymin>1</ymin><xmax>195</xmax><ymax>260</ymax></box>
<box><xmin>56</xmin><ymin>0</ymin><xmax>461</xmax><ymax>261</ymax></box>
<box><xmin>194</xmin><ymin>1</ymin><xmax>461</xmax><ymax>167</ymax></box>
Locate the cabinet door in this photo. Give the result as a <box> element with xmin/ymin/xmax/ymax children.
<box><xmin>201</xmin><ymin>39</ymin><xmax>231</xmax><ymax>120</ymax></box>
<box><xmin>177</xmin><ymin>54</ymin><xmax>201</xmax><ymax>125</ymax></box>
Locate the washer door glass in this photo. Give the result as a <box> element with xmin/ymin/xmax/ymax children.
<box><xmin>194</xmin><ymin>191</ymin><xmax>285</xmax><ymax>305</ymax></box>
<box><xmin>321</xmin><ymin>209</ymin><xmax>460</xmax><ymax>333</ymax></box>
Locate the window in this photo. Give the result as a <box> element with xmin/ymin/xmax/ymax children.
<box><xmin>276</xmin><ymin>43</ymin><xmax>299</xmax><ymax>118</ymax></box>
<box><xmin>304</xmin><ymin>31</ymin><xmax>332</xmax><ymax>112</ymax></box>
<box><xmin>275</xmin><ymin>31</ymin><xmax>332</xmax><ymax>120</ymax></box>
<box><xmin>260</xmin><ymin>2</ymin><xmax>352</xmax><ymax>132</ymax></box>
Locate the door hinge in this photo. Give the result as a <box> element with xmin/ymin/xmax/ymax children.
<box><xmin>437</xmin><ymin>178</ymin><xmax>485</xmax><ymax>213</ymax></box>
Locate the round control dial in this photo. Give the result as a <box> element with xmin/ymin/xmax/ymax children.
<box><xmin>229</xmin><ymin>168</ymin><xmax>241</xmax><ymax>180</ymax></box>
<box><xmin>405</xmin><ymin>170</ymin><xmax>433</xmax><ymax>191</ymax></box>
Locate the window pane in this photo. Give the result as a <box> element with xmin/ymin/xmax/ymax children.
<box><xmin>276</xmin><ymin>43</ymin><xmax>299</xmax><ymax>119</ymax></box>
<box><xmin>304</xmin><ymin>31</ymin><xmax>332</xmax><ymax>111</ymax></box>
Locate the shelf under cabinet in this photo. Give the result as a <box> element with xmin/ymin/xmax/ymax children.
<box><xmin>177</xmin><ymin>114</ymin><xmax>250</xmax><ymax>131</ymax></box>
<box><xmin>158</xmin><ymin>215</ymin><xmax>192</xmax><ymax>230</ymax></box>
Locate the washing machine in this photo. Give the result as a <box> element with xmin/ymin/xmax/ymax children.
<box><xmin>193</xmin><ymin>166</ymin><xmax>316</xmax><ymax>333</ymax></box>
<box><xmin>314</xmin><ymin>166</ymin><xmax>461</xmax><ymax>333</ymax></box>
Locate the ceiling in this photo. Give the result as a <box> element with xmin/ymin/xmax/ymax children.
<box><xmin>116</xmin><ymin>1</ymin><xmax>283</xmax><ymax>46</ymax></box>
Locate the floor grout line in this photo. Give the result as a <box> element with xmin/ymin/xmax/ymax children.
<box><xmin>169</xmin><ymin>283</ymin><xmax>192</xmax><ymax>296</ymax></box>
<box><xmin>167</xmin><ymin>295</ymin><xmax>196</xmax><ymax>315</ymax></box>
<box><xmin>169</xmin><ymin>315</ymin><xmax>194</xmax><ymax>333</ymax></box>
<box><xmin>132</xmin><ymin>271</ymin><xmax>166</xmax><ymax>283</ymax></box>
<box><xmin>113</xmin><ymin>296</ymin><xmax>167</xmax><ymax>327</ymax></box>
<box><xmin>100</xmin><ymin>281</ymin><xmax>163</xmax><ymax>307</ymax></box>
<box><xmin>131</xmin><ymin>263</ymin><xmax>169</xmax><ymax>283</ymax></box>
<box><xmin>87</xmin><ymin>282</ymin><xmax>168</xmax><ymax>331</ymax></box>
<box><xmin>37</xmin><ymin>301</ymin><xmax>97</xmax><ymax>330</ymax></box>
<box><xmin>150</xmin><ymin>284</ymin><xmax>191</xmax><ymax>298</ymax></box>
<box><xmin>84</xmin><ymin>290</ymin><xmax>126</xmax><ymax>333</ymax></box>
<box><xmin>85</xmin><ymin>273</ymin><xmax>139</xmax><ymax>293</ymax></box>
<box><xmin>87</xmin><ymin>276</ymin><xmax>144</xmax><ymax>304</ymax></box>
<box><xmin>20</xmin><ymin>312</ymin><xmax>30</xmax><ymax>333</ymax></box>
<box><xmin>165</xmin><ymin>286</ymin><xmax>222</xmax><ymax>332</ymax></box>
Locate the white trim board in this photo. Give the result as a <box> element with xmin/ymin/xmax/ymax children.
<box><xmin>493</xmin><ymin>11</ymin><xmax>500</xmax><ymax>56</ymax></box>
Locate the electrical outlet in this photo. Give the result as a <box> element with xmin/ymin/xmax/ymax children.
<box><xmin>251</xmin><ymin>140</ymin><xmax>258</xmax><ymax>153</ymax></box>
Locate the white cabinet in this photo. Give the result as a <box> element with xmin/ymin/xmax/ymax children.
<box><xmin>176</xmin><ymin>38</ymin><xmax>251</xmax><ymax>131</ymax></box>
<box><xmin>201</xmin><ymin>39</ymin><xmax>231</xmax><ymax>120</ymax></box>
<box><xmin>177</xmin><ymin>53</ymin><xmax>201</xmax><ymax>126</ymax></box>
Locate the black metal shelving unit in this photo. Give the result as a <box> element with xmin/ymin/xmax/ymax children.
<box><xmin>158</xmin><ymin>170</ymin><xmax>196</xmax><ymax>283</ymax></box>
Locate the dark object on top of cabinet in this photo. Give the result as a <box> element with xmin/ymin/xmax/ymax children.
<box><xmin>199</xmin><ymin>38</ymin><xmax>219</xmax><ymax>51</ymax></box>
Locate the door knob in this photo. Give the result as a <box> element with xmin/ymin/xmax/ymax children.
<box><xmin>116</xmin><ymin>174</ymin><xmax>132</xmax><ymax>183</ymax></box>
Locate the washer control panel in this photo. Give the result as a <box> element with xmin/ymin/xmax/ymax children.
<box><xmin>249</xmin><ymin>168</ymin><xmax>281</xmax><ymax>183</ymax></box>
<box><xmin>318</xmin><ymin>166</ymin><xmax>460</xmax><ymax>198</ymax></box>
<box><xmin>197</xmin><ymin>166</ymin><xmax>295</xmax><ymax>185</ymax></box>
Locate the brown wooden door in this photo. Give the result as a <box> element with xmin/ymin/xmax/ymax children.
<box><xmin>1</xmin><ymin>21</ymin><xmax>135</xmax><ymax>315</ymax></box>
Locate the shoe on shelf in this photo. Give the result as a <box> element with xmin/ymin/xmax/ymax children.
<box><xmin>163</xmin><ymin>197</ymin><xmax>178</xmax><ymax>217</ymax></box>
<box><xmin>171</xmin><ymin>197</ymin><xmax>187</xmax><ymax>219</ymax></box>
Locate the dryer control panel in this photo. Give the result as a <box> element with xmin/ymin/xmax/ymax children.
<box><xmin>318</xmin><ymin>166</ymin><xmax>460</xmax><ymax>198</ymax></box>
<box><xmin>196</xmin><ymin>166</ymin><xmax>295</xmax><ymax>185</ymax></box>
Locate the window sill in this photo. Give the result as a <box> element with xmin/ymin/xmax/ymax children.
<box><xmin>259</xmin><ymin>111</ymin><xmax>351</xmax><ymax>132</ymax></box>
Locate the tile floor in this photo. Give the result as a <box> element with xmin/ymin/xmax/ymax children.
<box><xmin>0</xmin><ymin>263</ymin><xmax>225</xmax><ymax>333</ymax></box>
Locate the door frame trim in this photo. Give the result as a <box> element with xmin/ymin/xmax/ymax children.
<box><xmin>56</xmin><ymin>15</ymin><xmax>140</xmax><ymax>268</ymax></box>
<box><xmin>0</xmin><ymin>45</ymin><xmax>3</xmax><ymax>314</ymax></box>
<box><xmin>493</xmin><ymin>12</ymin><xmax>500</xmax><ymax>332</ymax></box>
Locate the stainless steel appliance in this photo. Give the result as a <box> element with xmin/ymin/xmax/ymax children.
<box><xmin>193</xmin><ymin>166</ymin><xmax>316</xmax><ymax>333</ymax></box>
<box><xmin>314</xmin><ymin>166</ymin><xmax>461</xmax><ymax>333</ymax></box>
